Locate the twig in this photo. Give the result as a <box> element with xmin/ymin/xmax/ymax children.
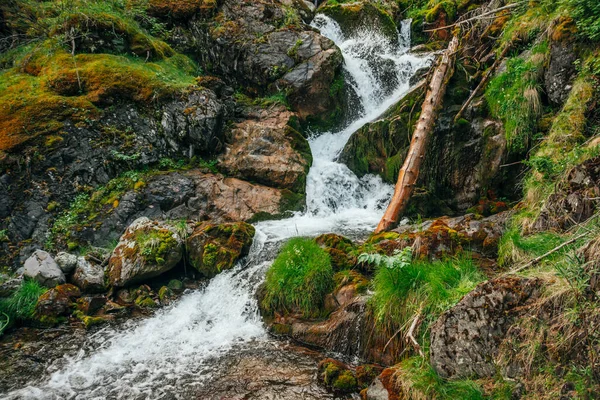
<box><xmin>70</xmin><ymin>28</ymin><xmax>83</xmax><ymax>93</ymax></box>
<box><xmin>406</xmin><ymin>310</ymin><xmax>424</xmax><ymax>357</ymax></box>
<box><xmin>509</xmin><ymin>232</ymin><xmax>590</xmax><ymax>274</ymax></box>
<box><xmin>499</xmin><ymin>160</ymin><xmax>523</xmax><ymax>168</ymax></box>
<box><xmin>454</xmin><ymin>44</ymin><xmax>512</xmax><ymax>122</ymax></box>
<box><xmin>424</xmin><ymin>2</ymin><xmax>524</xmax><ymax>32</ymax></box>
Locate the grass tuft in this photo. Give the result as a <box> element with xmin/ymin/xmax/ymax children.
<box><xmin>0</xmin><ymin>279</ymin><xmax>47</xmax><ymax>335</ymax></box>
<box><xmin>262</xmin><ymin>237</ymin><xmax>334</xmax><ymax>318</ymax></box>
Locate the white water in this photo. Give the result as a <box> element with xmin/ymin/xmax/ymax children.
<box><xmin>6</xmin><ymin>15</ymin><xmax>431</xmax><ymax>400</ymax></box>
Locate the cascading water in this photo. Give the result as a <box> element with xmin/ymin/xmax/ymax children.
<box><xmin>4</xmin><ymin>15</ymin><xmax>431</xmax><ymax>400</ymax></box>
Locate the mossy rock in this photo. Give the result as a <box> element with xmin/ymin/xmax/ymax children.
<box><xmin>320</xmin><ymin>2</ymin><xmax>398</xmax><ymax>44</ymax></box>
<box><xmin>315</xmin><ymin>233</ymin><xmax>357</xmax><ymax>271</ymax></box>
<box><xmin>147</xmin><ymin>0</ymin><xmax>218</xmax><ymax>20</ymax></box>
<box><xmin>106</xmin><ymin>218</ymin><xmax>184</xmax><ymax>287</ymax></box>
<box><xmin>34</xmin><ymin>283</ymin><xmax>81</xmax><ymax>326</ymax></box>
<box><xmin>186</xmin><ymin>222</ymin><xmax>255</xmax><ymax>278</ymax></box>
<box><xmin>317</xmin><ymin>358</ymin><xmax>359</xmax><ymax>394</ymax></box>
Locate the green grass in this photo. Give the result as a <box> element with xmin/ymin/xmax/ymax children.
<box><xmin>262</xmin><ymin>237</ymin><xmax>334</xmax><ymax>317</ymax></box>
<box><xmin>485</xmin><ymin>43</ymin><xmax>547</xmax><ymax>153</ymax></box>
<box><xmin>0</xmin><ymin>279</ymin><xmax>47</xmax><ymax>335</ymax></box>
<box><xmin>396</xmin><ymin>356</ymin><xmax>485</xmax><ymax>399</ymax></box>
<box><xmin>367</xmin><ymin>252</ymin><xmax>485</xmax><ymax>342</ymax></box>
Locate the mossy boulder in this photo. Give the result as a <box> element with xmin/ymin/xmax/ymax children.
<box><xmin>106</xmin><ymin>217</ymin><xmax>184</xmax><ymax>287</ymax></box>
<box><xmin>34</xmin><ymin>283</ymin><xmax>81</xmax><ymax>325</ymax></box>
<box><xmin>319</xmin><ymin>2</ymin><xmax>398</xmax><ymax>44</ymax></box>
<box><xmin>186</xmin><ymin>222</ymin><xmax>255</xmax><ymax>278</ymax></box>
<box><xmin>148</xmin><ymin>0</ymin><xmax>218</xmax><ymax>20</ymax></box>
<box><xmin>315</xmin><ymin>233</ymin><xmax>357</xmax><ymax>271</ymax></box>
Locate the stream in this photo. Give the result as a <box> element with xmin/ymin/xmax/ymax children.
<box><xmin>3</xmin><ymin>15</ymin><xmax>431</xmax><ymax>400</ymax></box>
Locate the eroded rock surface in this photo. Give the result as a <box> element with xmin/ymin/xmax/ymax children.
<box><xmin>430</xmin><ymin>276</ymin><xmax>542</xmax><ymax>379</ymax></box>
<box><xmin>23</xmin><ymin>250</ymin><xmax>65</xmax><ymax>288</ymax></box>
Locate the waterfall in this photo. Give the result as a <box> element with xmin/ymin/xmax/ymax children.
<box><xmin>5</xmin><ymin>15</ymin><xmax>431</xmax><ymax>400</ymax></box>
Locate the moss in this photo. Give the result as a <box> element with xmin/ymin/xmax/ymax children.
<box><xmin>315</xmin><ymin>234</ymin><xmax>357</xmax><ymax>271</ymax></box>
<box><xmin>320</xmin><ymin>2</ymin><xmax>398</xmax><ymax>41</ymax></box>
<box><xmin>147</xmin><ymin>0</ymin><xmax>217</xmax><ymax>20</ymax></box>
<box><xmin>367</xmin><ymin>231</ymin><xmax>401</xmax><ymax>244</ymax></box>
<box><xmin>332</xmin><ymin>370</ymin><xmax>358</xmax><ymax>393</ymax></box>
<box><xmin>167</xmin><ymin>279</ymin><xmax>183</xmax><ymax>292</ymax></box>
<box><xmin>187</xmin><ymin>222</ymin><xmax>255</xmax><ymax>278</ymax></box>
<box><xmin>135</xmin><ymin>295</ymin><xmax>157</xmax><ymax>308</ymax></box>
<box><xmin>73</xmin><ymin>310</ymin><xmax>107</xmax><ymax>329</ymax></box>
<box><xmin>136</xmin><ymin>228</ymin><xmax>179</xmax><ymax>266</ymax></box>
<box><xmin>158</xmin><ymin>286</ymin><xmax>174</xmax><ymax>302</ymax></box>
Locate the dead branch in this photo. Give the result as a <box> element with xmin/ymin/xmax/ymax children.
<box><xmin>454</xmin><ymin>43</ymin><xmax>512</xmax><ymax>122</ymax></box>
<box><xmin>424</xmin><ymin>2</ymin><xmax>524</xmax><ymax>33</ymax></box>
<box><xmin>406</xmin><ymin>311</ymin><xmax>424</xmax><ymax>357</ymax></box>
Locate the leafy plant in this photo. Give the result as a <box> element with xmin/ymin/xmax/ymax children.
<box><xmin>262</xmin><ymin>237</ymin><xmax>334</xmax><ymax>317</ymax></box>
<box><xmin>562</xmin><ymin>0</ymin><xmax>600</xmax><ymax>41</ymax></box>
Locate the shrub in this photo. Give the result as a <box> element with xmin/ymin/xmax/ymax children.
<box><xmin>562</xmin><ymin>0</ymin><xmax>600</xmax><ymax>41</ymax></box>
<box><xmin>0</xmin><ymin>279</ymin><xmax>47</xmax><ymax>335</ymax></box>
<box><xmin>262</xmin><ymin>237</ymin><xmax>334</xmax><ymax>317</ymax></box>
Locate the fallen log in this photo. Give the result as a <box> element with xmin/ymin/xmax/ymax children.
<box><xmin>375</xmin><ymin>35</ymin><xmax>460</xmax><ymax>233</ymax></box>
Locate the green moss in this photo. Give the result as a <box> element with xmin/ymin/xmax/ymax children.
<box><xmin>262</xmin><ymin>237</ymin><xmax>334</xmax><ymax>318</ymax></box>
<box><xmin>136</xmin><ymin>229</ymin><xmax>178</xmax><ymax>266</ymax></box>
<box><xmin>135</xmin><ymin>295</ymin><xmax>157</xmax><ymax>308</ymax></box>
<box><xmin>332</xmin><ymin>370</ymin><xmax>358</xmax><ymax>393</ymax></box>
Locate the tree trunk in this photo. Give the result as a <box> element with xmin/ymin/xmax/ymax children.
<box><xmin>375</xmin><ymin>36</ymin><xmax>459</xmax><ymax>234</ymax></box>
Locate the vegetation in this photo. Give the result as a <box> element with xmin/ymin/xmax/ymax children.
<box><xmin>485</xmin><ymin>42</ymin><xmax>547</xmax><ymax>153</ymax></box>
<box><xmin>0</xmin><ymin>280</ymin><xmax>47</xmax><ymax>335</ymax></box>
<box><xmin>360</xmin><ymin>248</ymin><xmax>485</xmax><ymax>342</ymax></box>
<box><xmin>262</xmin><ymin>237</ymin><xmax>334</xmax><ymax>317</ymax></box>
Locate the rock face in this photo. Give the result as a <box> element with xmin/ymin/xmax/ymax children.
<box><xmin>23</xmin><ymin>250</ymin><xmax>66</xmax><ymax>288</ymax></box>
<box><xmin>106</xmin><ymin>218</ymin><xmax>184</xmax><ymax>287</ymax></box>
<box><xmin>186</xmin><ymin>222</ymin><xmax>255</xmax><ymax>278</ymax></box>
<box><xmin>532</xmin><ymin>156</ymin><xmax>600</xmax><ymax>233</ymax></box>
<box><xmin>340</xmin><ymin>72</ymin><xmax>520</xmax><ymax>216</ymax></box>
<box><xmin>71</xmin><ymin>257</ymin><xmax>106</xmax><ymax>293</ymax></box>
<box><xmin>219</xmin><ymin>106</ymin><xmax>312</xmax><ymax>193</ymax></box>
<box><xmin>171</xmin><ymin>0</ymin><xmax>344</xmax><ymax>123</ymax></box>
<box><xmin>545</xmin><ymin>27</ymin><xmax>578</xmax><ymax>106</ymax></box>
<box><xmin>71</xmin><ymin>170</ymin><xmax>302</xmax><ymax>248</ymax></box>
<box><xmin>430</xmin><ymin>276</ymin><xmax>542</xmax><ymax>379</ymax></box>
<box><xmin>1</xmin><ymin>85</ymin><xmax>232</xmax><ymax>267</ymax></box>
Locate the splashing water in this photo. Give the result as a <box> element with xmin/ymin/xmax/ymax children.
<box><xmin>5</xmin><ymin>15</ymin><xmax>431</xmax><ymax>400</ymax></box>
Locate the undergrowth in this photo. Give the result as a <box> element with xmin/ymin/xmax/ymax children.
<box><xmin>262</xmin><ymin>237</ymin><xmax>334</xmax><ymax>318</ymax></box>
<box><xmin>0</xmin><ymin>279</ymin><xmax>47</xmax><ymax>335</ymax></box>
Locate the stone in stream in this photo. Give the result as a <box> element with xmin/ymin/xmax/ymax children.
<box><xmin>186</xmin><ymin>222</ymin><xmax>255</xmax><ymax>278</ymax></box>
<box><xmin>106</xmin><ymin>218</ymin><xmax>184</xmax><ymax>287</ymax></box>
<box><xmin>23</xmin><ymin>250</ymin><xmax>66</xmax><ymax>288</ymax></box>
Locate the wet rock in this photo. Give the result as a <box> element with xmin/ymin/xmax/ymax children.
<box><xmin>186</xmin><ymin>222</ymin><xmax>255</xmax><ymax>278</ymax></box>
<box><xmin>167</xmin><ymin>279</ymin><xmax>184</xmax><ymax>292</ymax></box>
<box><xmin>219</xmin><ymin>106</ymin><xmax>312</xmax><ymax>193</ymax></box>
<box><xmin>361</xmin><ymin>368</ymin><xmax>399</xmax><ymax>400</ymax></box>
<box><xmin>71</xmin><ymin>257</ymin><xmax>107</xmax><ymax>293</ymax></box>
<box><xmin>106</xmin><ymin>218</ymin><xmax>184</xmax><ymax>287</ymax></box>
<box><xmin>545</xmin><ymin>19</ymin><xmax>578</xmax><ymax>106</ymax></box>
<box><xmin>54</xmin><ymin>252</ymin><xmax>78</xmax><ymax>274</ymax></box>
<box><xmin>340</xmin><ymin>73</ymin><xmax>517</xmax><ymax>216</ymax></box>
<box><xmin>158</xmin><ymin>286</ymin><xmax>175</xmax><ymax>304</ymax></box>
<box><xmin>430</xmin><ymin>276</ymin><xmax>542</xmax><ymax>379</ymax></box>
<box><xmin>23</xmin><ymin>250</ymin><xmax>66</xmax><ymax>288</ymax></box>
<box><xmin>1</xmin><ymin>85</ymin><xmax>231</xmax><ymax>268</ymax></box>
<box><xmin>34</xmin><ymin>284</ymin><xmax>81</xmax><ymax>324</ymax></box>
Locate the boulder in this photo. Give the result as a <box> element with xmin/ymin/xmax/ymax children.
<box><xmin>106</xmin><ymin>218</ymin><xmax>184</xmax><ymax>287</ymax></box>
<box><xmin>186</xmin><ymin>222</ymin><xmax>255</xmax><ymax>278</ymax></box>
<box><xmin>71</xmin><ymin>257</ymin><xmax>107</xmax><ymax>293</ymax></box>
<box><xmin>317</xmin><ymin>358</ymin><xmax>358</xmax><ymax>394</ymax></box>
<box><xmin>369</xmin><ymin>212</ymin><xmax>511</xmax><ymax>260</ymax></box>
<box><xmin>218</xmin><ymin>106</ymin><xmax>312</xmax><ymax>193</ymax></box>
<box><xmin>430</xmin><ymin>276</ymin><xmax>542</xmax><ymax>379</ymax></box>
<box><xmin>54</xmin><ymin>252</ymin><xmax>78</xmax><ymax>274</ymax></box>
<box><xmin>34</xmin><ymin>283</ymin><xmax>81</xmax><ymax>324</ymax></box>
<box><xmin>318</xmin><ymin>2</ymin><xmax>398</xmax><ymax>44</ymax></box>
<box><xmin>23</xmin><ymin>250</ymin><xmax>66</xmax><ymax>288</ymax></box>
